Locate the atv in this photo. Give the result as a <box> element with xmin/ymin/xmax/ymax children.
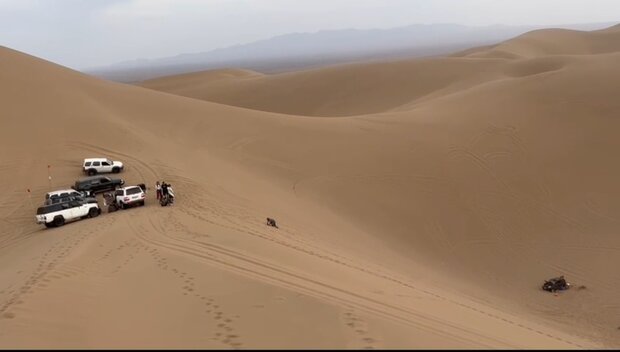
<box><xmin>542</xmin><ymin>276</ymin><xmax>571</xmax><ymax>293</ymax></box>
<box><xmin>103</xmin><ymin>191</ymin><xmax>119</xmax><ymax>213</ymax></box>
<box><xmin>160</xmin><ymin>185</ymin><xmax>175</xmax><ymax>207</ymax></box>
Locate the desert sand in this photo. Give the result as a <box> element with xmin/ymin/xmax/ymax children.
<box><xmin>1</xmin><ymin>24</ymin><xmax>619</xmax><ymax>349</ymax></box>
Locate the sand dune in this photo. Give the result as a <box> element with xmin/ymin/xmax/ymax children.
<box><xmin>140</xmin><ymin>58</ymin><xmax>508</xmax><ymax>117</ymax></box>
<box><xmin>141</xmin><ymin>68</ymin><xmax>265</xmax><ymax>92</ymax></box>
<box><xmin>140</xmin><ymin>25</ymin><xmax>620</xmax><ymax>117</ymax></box>
<box><xmin>468</xmin><ymin>26</ymin><xmax>620</xmax><ymax>59</ymax></box>
<box><xmin>1</xmin><ymin>23</ymin><xmax>620</xmax><ymax>349</ymax></box>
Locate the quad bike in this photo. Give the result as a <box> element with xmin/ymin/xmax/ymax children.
<box><xmin>160</xmin><ymin>187</ymin><xmax>175</xmax><ymax>207</ymax></box>
<box><xmin>266</xmin><ymin>217</ymin><xmax>278</xmax><ymax>228</ymax></box>
<box><xmin>542</xmin><ymin>276</ymin><xmax>571</xmax><ymax>292</ymax></box>
<box><xmin>103</xmin><ymin>192</ymin><xmax>119</xmax><ymax>213</ymax></box>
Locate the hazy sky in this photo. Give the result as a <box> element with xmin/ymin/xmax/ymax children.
<box><xmin>1</xmin><ymin>0</ymin><xmax>619</xmax><ymax>69</ymax></box>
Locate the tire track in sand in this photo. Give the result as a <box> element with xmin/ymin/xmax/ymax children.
<box><xmin>128</xmin><ymin>208</ymin><xmax>589</xmax><ymax>349</ymax></box>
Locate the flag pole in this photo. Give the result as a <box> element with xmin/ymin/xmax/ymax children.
<box><xmin>47</xmin><ymin>164</ymin><xmax>52</xmax><ymax>190</ymax></box>
<box><xmin>27</xmin><ymin>188</ymin><xmax>35</xmax><ymax>212</ymax></box>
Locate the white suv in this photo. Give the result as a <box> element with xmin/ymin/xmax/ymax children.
<box><xmin>36</xmin><ymin>199</ymin><xmax>101</xmax><ymax>228</ymax></box>
<box><xmin>83</xmin><ymin>158</ymin><xmax>124</xmax><ymax>176</ymax></box>
<box><xmin>114</xmin><ymin>185</ymin><xmax>146</xmax><ymax>209</ymax></box>
<box><xmin>44</xmin><ymin>189</ymin><xmax>85</xmax><ymax>205</ymax></box>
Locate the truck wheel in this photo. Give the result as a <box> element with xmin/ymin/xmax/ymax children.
<box><xmin>53</xmin><ymin>216</ymin><xmax>65</xmax><ymax>227</ymax></box>
<box><xmin>87</xmin><ymin>169</ymin><xmax>97</xmax><ymax>176</ymax></box>
<box><xmin>45</xmin><ymin>222</ymin><xmax>55</xmax><ymax>228</ymax></box>
<box><xmin>112</xmin><ymin>167</ymin><xmax>120</xmax><ymax>173</ymax></box>
<box><xmin>88</xmin><ymin>208</ymin><xmax>99</xmax><ymax>218</ymax></box>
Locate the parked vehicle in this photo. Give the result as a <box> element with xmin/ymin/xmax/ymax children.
<box><xmin>114</xmin><ymin>185</ymin><xmax>146</xmax><ymax>209</ymax></box>
<box><xmin>104</xmin><ymin>184</ymin><xmax>146</xmax><ymax>212</ymax></box>
<box><xmin>46</xmin><ymin>189</ymin><xmax>84</xmax><ymax>199</ymax></box>
<box><xmin>72</xmin><ymin>175</ymin><xmax>125</xmax><ymax>195</ymax></box>
<box><xmin>45</xmin><ymin>194</ymin><xmax>97</xmax><ymax>206</ymax></box>
<box><xmin>83</xmin><ymin>158</ymin><xmax>124</xmax><ymax>176</ymax></box>
<box><xmin>36</xmin><ymin>199</ymin><xmax>101</xmax><ymax>228</ymax></box>
<box><xmin>44</xmin><ymin>189</ymin><xmax>85</xmax><ymax>205</ymax></box>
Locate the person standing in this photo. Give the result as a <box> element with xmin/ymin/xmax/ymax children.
<box><xmin>161</xmin><ymin>182</ymin><xmax>168</xmax><ymax>197</ymax></box>
<box><xmin>156</xmin><ymin>181</ymin><xmax>162</xmax><ymax>200</ymax></box>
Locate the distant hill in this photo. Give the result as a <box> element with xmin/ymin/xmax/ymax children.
<box><xmin>86</xmin><ymin>22</ymin><xmax>615</xmax><ymax>83</ymax></box>
<box><xmin>138</xmin><ymin>23</ymin><xmax>620</xmax><ymax>117</ymax></box>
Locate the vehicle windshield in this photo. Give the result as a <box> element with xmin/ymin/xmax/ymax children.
<box><xmin>107</xmin><ymin>159</ymin><xmax>113</xmax><ymax>165</ymax></box>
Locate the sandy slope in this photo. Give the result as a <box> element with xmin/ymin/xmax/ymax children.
<box><xmin>138</xmin><ymin>24</ymin><xmax>620</xmax><ymax>347</ymax></box>
<box><xmin>0</xmin><ymin>24</ymin><xmax>619</xmax><ymax>349</ymax></box>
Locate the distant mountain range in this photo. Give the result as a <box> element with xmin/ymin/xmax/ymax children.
<box><xmin>86</xmin><ymin>22</ymin><xmax>616</xmax><ymax>83</ymax></box>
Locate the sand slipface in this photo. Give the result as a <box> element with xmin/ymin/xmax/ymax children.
<box><xmin>0</xmin><ymin>24</ymin><xmax>619</xmax><ymax>349</ymax></box>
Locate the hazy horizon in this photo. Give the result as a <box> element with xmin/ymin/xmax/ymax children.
<box><xmin>1</xmin><ymin>0</ymin><xmax>619</xmax><ymax>70</ymax></box>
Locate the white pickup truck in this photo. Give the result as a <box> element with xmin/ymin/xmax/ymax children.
<box><xmin>36</xmin><ymin>199</ymin><xmax>101</xmax><ymax>228</ymax></box>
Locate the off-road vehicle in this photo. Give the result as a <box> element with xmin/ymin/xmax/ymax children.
<box><xmin>83</xmin><ymin>158</ymin><xmax>124</xmax><ymax>176</ymax></box>
<box><xmin>44</xmin><ymin>189</ymin><xmax>89</xmax><ymax>205</ymax></box>
<box><xmin>72</xmin><ymin>175</ymin><xmax>125</xmax><ymax>195</ymax></box>
<box><xmin>114</xmin><ymin>185</ymin><xmax>146</xmax><ymax>209</ymax></box>
<box><xmin>36</xmin><ymin>199</ymin><xmax>101</xmax><ymax>228</ymax></box>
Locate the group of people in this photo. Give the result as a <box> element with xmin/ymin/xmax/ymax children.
<box><xmin>155</xmin><ymin>181</ymin><xmax>175</xmax><ymax>205</ymax></box>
